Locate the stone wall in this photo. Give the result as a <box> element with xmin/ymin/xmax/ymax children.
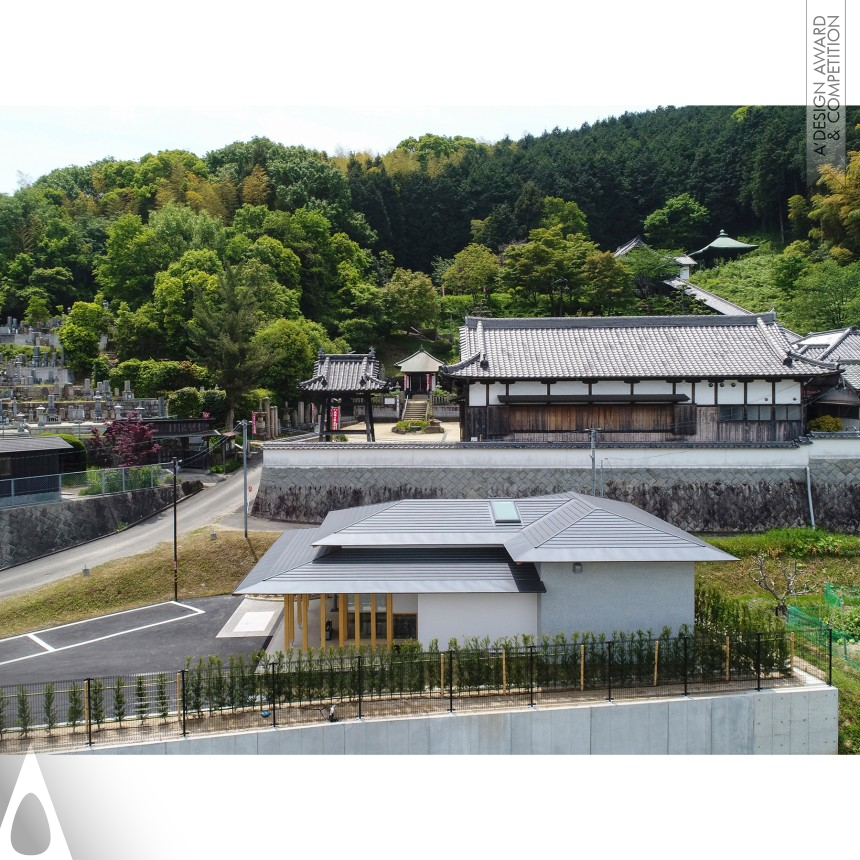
<box><xmin>0</xmin><ymin>481</ymin><xmax>202</xmax><ymax>569</ymax></box>
<box><xmin>254</xmin><ymin>458</ymin><xmax>860</xmax><ymax>533</ymax></box>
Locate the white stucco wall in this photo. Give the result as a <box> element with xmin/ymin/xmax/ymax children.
<box><xmin>537</xmin><ymin>561</ymin><xmax>695</xmax><ymax>637</ymax></box>
<box><xmin>416</xmin><ymin>593</ymin><xmax>538</xmax><ymax>646</ymax></box>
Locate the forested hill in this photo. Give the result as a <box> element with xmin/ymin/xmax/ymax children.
<box><xmin>2</xmin><ymin>104</ymin><xmax>860</xmax><ymax>412</ymax></box>
<box><xmin>347</xmin><ymin>105</ymin><xmax>855</xmax><ymax>270</ymax></box>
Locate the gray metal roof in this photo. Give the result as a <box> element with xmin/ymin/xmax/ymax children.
<box><xmin>236</xmin><ymin>548</ymin><xmax>544</xmax><ymax>595</ymax></box>
<box><xmin>299</xmin><ymin>352</ymin><xmax>394</xmax><ymax>393</ymax></box>
<box><xmin>0</xmin><ymin>435</ymin><xmax>73</xmax><ymax>454</ymax></box>
<box><xmin>234</xmin><ymin>491</ymin><xmax>734</xmax><ymax>598</ymax></box>
<box><xmin>504</xmin><ymin>494</ymin><xmax>734</xmax><ymax>563</ymax></box>
<box><xmin>441</xmin><ymin>315</ymin><xmax>839</xmax><ymax>382</ymax></box>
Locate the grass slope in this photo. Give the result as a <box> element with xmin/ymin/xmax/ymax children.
<box><xmin>0</xmin><ymin>528</ymin><xmax>281</xmax><ymax>638</ymax></box>
<box><xmin>699</xmin><ymin>528</ymin><xmax>860</xmax><ymax>754</ymax></box>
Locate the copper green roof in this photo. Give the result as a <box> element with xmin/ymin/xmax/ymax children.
<box><xmin>690</xmin><ymin>230</ymin><xmax>758</xmax><ymax>258</ymax></box>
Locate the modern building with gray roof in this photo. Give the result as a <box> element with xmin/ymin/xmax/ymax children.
<box><xmin>440</xmin><ymin>314</ymin><xmax>841</xmax><ymax>443</ymax></box>
<box><xmin>235</xmin><ymin>491</ymin><xmax>734</xmax><ymax>650</ymax></box>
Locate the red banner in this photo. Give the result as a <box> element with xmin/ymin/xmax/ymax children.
<box><xmin>331</xmin><ymin>406</ymin><xmax>340</xmax><ymax>430</ymax></box>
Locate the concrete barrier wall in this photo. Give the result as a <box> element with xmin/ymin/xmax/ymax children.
<box><xmin>0</xmin><ymin>481</ymin><xmax>202</xmax><ymax>569</ymax></box>
<box><xmin>75</xmin><ymin>685</ymin><xmax>837</xmax><ymax>756</ymax></box>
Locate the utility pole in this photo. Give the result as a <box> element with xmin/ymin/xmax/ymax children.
<box><xmin>242</xmin><ymin>419</ymin><xmax>248</xmax><ymax>539</ymax></box>
<box><xmin>587</xmin><ymin>428</ymin><xmax>600</xmax><ymax>495</ymax></box>
<box><xmin>172</xmin><ymin>457</ymin><xmax>178</xmax><ymax>601</ymax></box>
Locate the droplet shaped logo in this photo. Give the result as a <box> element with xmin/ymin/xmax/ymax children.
<box><xmin>0</xmin><ymin>751</ymin><xmax>73</xmax><ymax>858</ymax></box>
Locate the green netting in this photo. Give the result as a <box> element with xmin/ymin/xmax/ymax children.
<box><xmin>825</xmin><ymin>583</ymin><xmax>860</xmax><ymax>609</ymax></box>
<box><xmin>787</xmin><ymin>604</ymin><xmax>860</xmax><ymax>671</ymax></box>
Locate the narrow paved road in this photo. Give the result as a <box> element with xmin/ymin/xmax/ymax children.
<box><xmin>0</xmin><ymin>459</ymin><xmax>300</xmax><ymax>600</ymax></box>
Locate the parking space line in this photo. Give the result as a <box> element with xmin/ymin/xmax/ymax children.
<box><xmin>0</xmin><ymin>601</ymin><xmax>204</xmax><ymax>645</ymax></box>
<box><xmin>0</xmin><ymin>604</ymin><xmax>207</xmax><ymax>668</ymax></box>
<box><xmin>26</xmin><ymin>633</ymin><xmax>55</xmax><ymax>652</ymax></box>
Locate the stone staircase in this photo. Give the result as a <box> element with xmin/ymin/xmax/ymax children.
<box><xmin>401</xmin><ymin>397</ymin><xmax>429</xmax><ymax>421</ymax></box>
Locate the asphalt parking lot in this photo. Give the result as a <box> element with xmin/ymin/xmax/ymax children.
<box><xmin>0</xmin><ymin>596</ymin><xmax>281</xmax><ymax>686</ymax></box>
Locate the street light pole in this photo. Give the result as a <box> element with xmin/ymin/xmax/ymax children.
<box><xmin>242</xmin><ymin>420</ymin><xmax>248</xmax><ymax>539</ymax></box>
<box><xmin>172</xmin><ymin>457</ymin><xmax>178</xmax><ymax>601</ymax></box>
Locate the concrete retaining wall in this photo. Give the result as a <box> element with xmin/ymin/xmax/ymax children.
<box><xmin>0</xmin><ymin>481</ymin><xmax>203</xmax><ymax>569</ymax></box>
<box><xmin>75</xmin><ymin>684</ymin><xmax>838</xmax><ymax>755</ymax></box>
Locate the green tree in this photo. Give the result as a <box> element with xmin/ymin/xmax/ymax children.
<box><xmin>791</xmin><ymin>260</ymin><xmax>860</xmax><ymax>330</ymax></box>
<box><xmin>500</xmin><ymin>225</ymin><xmax>633</xmax><ymax>316</ymax></box>
<box><xmin>90</xmin><ymin>679</ymin><xmax>105</xmax><ymax>728</ymax></box>
<box><xmin>187</xmin><ymin>266</ymin><xmax>267</xmax><ymax>429</ymax></box>
<box><xmin>251</xmin><ymin>317</ymin><xmax>346</xmax><ymax>406</ymax></box>
<box><xmin>135</xmin><ymin>676</ymin><xmax>149</xmax><ymax>723</ymax></box>
<box><xmin>23</xmin><ymin>289</ymin><xmax>51</xmax><ymax>326</ymax></box>
<box><xmin>643</xmin><ymin>193</ymin><xmax>710</xmax><ymax>251</ymax></box>
<box><xmin>168</xmin><ymin>387</ymin><xmax>204</xmax><ymax>418</ymax></box>
<box><xmin>43</xmin><ymin>683</ymin><xmax>56</xmax><ymax>734</ymax></box>
<box><xmin>619</xmin><ymin>246</ymin><xmax>681</xmax><ymax>295</ymax></box>
<box><xmin>57</xmin><ymin>299</ymin><xmax>110</xmax><ymax>373</ymax></box>
<box><xmin>441</xmin><ymin>244</ymin><xmax>500</xmax><ymax>298</ymax></box>
<box><xmin>113</xmin><ymin>677</ymin><xmax>126</xmax><ymax>726</ymax></box>
<box><xmin>67</xmin><ymin>683</ymin><xmax>84</xmax><ymax>730</ymax></box>
<box><xmin>16</xmin><ymin>687</ymin><xmax>31</xmax><ymax>737</ymax></box>
<box><xmin>382</xmin><ymin>268</ymin><xmax>440</xmax><ymax>332</ymax></box>
<box><xmin>156</xmin><ymin>674</ymin><xmax>169</xmax><ymax>722</ymax></box>
<box><xmin>540</xmin><ymin>196</ymin><xmax>589</xmax><ymax>237</ymax></box>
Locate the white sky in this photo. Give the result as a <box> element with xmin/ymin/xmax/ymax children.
<box><xmin>0</xmin><ymin>0</ymin><xmax>852</xmax><ymax>847</ymax></box>
<box><xmin>1</xmin><ymin>0</ymin><xmax>851</xmax><ymax>194</ymax></box>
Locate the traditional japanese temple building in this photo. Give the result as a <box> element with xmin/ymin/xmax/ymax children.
<box><xmin>440</xmin><ymin>313</ymin><xmax>842</xmax><ymax>443</ymax></box>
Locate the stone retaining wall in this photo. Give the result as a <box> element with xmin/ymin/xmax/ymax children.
<box><xmin>0</xmin><ymin>481</ymin><xmax>202</xmax><ymax>569</ymax></box>
<box><xmin>254</xmin><ymin>458</ymin><xmax>860</xmax><ymax>533</ymax></box>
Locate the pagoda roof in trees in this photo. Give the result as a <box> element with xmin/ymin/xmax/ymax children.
<box><xmin>690</xmin><ymin>230</ymin><xmax>758</xmax><ymax>259</ymax></box>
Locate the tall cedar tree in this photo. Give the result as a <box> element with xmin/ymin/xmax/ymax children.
<box><xmin>187</xmin><ymin>266</ymin><xmax>266</xmax><ymax>430</ymax></box>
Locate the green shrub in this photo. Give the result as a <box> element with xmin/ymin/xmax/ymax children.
<box><xmin>79</xmin><ymin>465</ymin><xmax>166</xmax><ymax>495</ymax></box>
<box><xmin>393</xmin><ymin>419</ymin><xmax>429</xmax><ymax>432</ymax></box>
<box><xmin>707</xmin><ymin>527</ymin><xmax>860</xmax><ymax>558</ymax></box>
<box><xmin>167</xmin><ymin>387</ymin><xmax>204</xmax><ymax>419</ymax></box>
<box><xmin>807</xmin><ymin>415</ymin><xmax>844</xmax><ymax>432</ymax></box>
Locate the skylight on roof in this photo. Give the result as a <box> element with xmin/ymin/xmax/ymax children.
<box><xmin>491</xmin><ymin>500</ymin><xmax>521</xmax><ymax>524</ymax></box>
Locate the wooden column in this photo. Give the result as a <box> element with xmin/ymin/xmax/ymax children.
<box><xmin>283</xmin><ymin>595</ymin><xmax>292</xmax><ymax>650</ymax></box>
<box><xmin>365</xmin><ymin>394</ymin><xmax>374</xmax><ymax>441</ymax></box>
<box><xmin>355</xmin><ymin>593</ymin><xmax>361</xmax><ymax>645</ymax></box>
<box><xmin>301</xmin><ymin>594</ymin><xmax>309</xmax><ymax>651</ymax></box>
<box><xmin>386</xmin><ymin>593</ymin><xmax>394</xmax><ymax>646</ymax></box>
<box><xmin>320</xmin><ymin>594</ymin><xmax>326</xmax><ymax>650</ymax></box>
<box><xmin>339</xmin><ymin>594</ymin><xmax>347</xmax><ymax>646</ymax></box>
<box><xmin>370</xmin><ymin>594</ymin><xmax>377</xmax><ymax>648</ymax></box>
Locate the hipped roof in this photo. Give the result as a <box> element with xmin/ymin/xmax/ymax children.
<box><xmin>440</xmin><ymin>314</ymin><xmax>839</xmax><ymax>382</ymax></box>
<box><xmin>234</xmin><ymin>492</ymin><xmax>735</xmax><ymax>598</ymax></box>
<box><xmin>299</xmin><ymin>351</ymin><xmax>393</xmax><ymax>394</ymax></box>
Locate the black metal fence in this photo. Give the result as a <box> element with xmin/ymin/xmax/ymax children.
<box><xmin>0</xmin><ymin>631</ymin><xmax>831</xmax><ymax>753</ymax></box>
